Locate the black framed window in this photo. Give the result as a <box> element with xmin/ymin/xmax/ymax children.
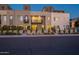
<box><xmin>23</xmin><ymin>15</ymin><xmax>29</xmax><ymax>23</ymax></box>
<box><xmin>9</xmin><ymin>15</ymin><xmax>13</xmax><ymax>25</ymax></box>
<box><xmin>3</xmin><ymin>15</ymin><xmax>7</xmax><ymax>25</ymax></box>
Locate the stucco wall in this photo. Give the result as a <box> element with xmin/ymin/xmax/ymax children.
<box><xmin>0</xmin><ymin>10</ymin><xmax>70</xmax><ymax>30</ymax></box>
<box><xmin>51</xmin><ymin>12</ymin><xmax>70</xmax><ymax>30</ymax></box>
<box><xmin>0</xmin><ymin>10</ymin><xmax>9</xmax><ymax>26</ymax></box>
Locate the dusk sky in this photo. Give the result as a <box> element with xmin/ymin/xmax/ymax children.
<box><xmin>10</xmin><ymin>4</ymin><xmax>79</xmax><ymax>19</ymax></box>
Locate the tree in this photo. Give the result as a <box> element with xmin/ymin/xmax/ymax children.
<box><xmin>75</xmin><ymin>21</ymin><xmax>79</xmax><ymax>27</ymax></box>
<box><xmin>2</xmin><ymin>25</ymin><xmax>9</xmax><ymax>34</ymax></box>
<box><xmin>11</xmin><ymin>26</ymin><xmax>17</xmax><ymax>33</ymax></box>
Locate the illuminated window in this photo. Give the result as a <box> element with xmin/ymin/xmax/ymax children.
<box><xmin>3</xmin><ymin>15</ymin><xmax>7</xmax><ymax>22</ymax></box>
<box><xmin>20</xmin><ymin>16</ymin><xmax>23</xmax><ymax>21</ymax></box>
<box><xmin>9</xmin><ymin>15</ymin><xmax>13</xmax><ymax>25</ymax></box>
<box><xmin>31</xmin><ymin>16</ymin><xmax>42</xmax><ymax>23</ymax></box>
<box><xmin>24</xmin><ymin>15</ymin><xmax>28</xmax><ymax>23</ymax></box>
<box><xmin>10</xmin><ymin>15</ymin><xmax>13</xmax><ymax>20</ymax></box>
<box><xmin>25</xmin><ymin>16</ymin><xmax>28</xmax><ymax>20</ymax></box>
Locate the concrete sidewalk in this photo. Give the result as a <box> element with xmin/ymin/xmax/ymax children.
<box><xmin>0</xmin><ymin>34</ymin><xmax>79</xmax><ymax>37</ymax></box>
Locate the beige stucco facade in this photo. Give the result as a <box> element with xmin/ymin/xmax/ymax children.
<box><xmin>0</xmin><ymin>10</ymin><xmax>70</xmax><ymax>31</ymax></box>
<box><xmin>50</xmin><ymin>12</ymin><xmax>70</xmax><ymax>30</ymax></box>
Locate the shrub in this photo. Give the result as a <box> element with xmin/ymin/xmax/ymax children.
<box><xmin>2</xmin><ymin>25</ymin><xmax>8</xmax><ymax>30</ymax></box>
<box><xmin>16</xmin><ymin>26</ymin><xmax>24</xmax><ymax>34</ymax></box>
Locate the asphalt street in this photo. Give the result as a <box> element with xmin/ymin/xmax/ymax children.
<box><xmin>0</xmin><ymin>34</ymin><xmax>79</xmax><ymax>55</ymax></box>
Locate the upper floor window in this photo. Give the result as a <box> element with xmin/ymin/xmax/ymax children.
<box><xmin>31</xmin><ymin>16</ymin><xmax>42</xmax><ymax>24</ymax></box>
